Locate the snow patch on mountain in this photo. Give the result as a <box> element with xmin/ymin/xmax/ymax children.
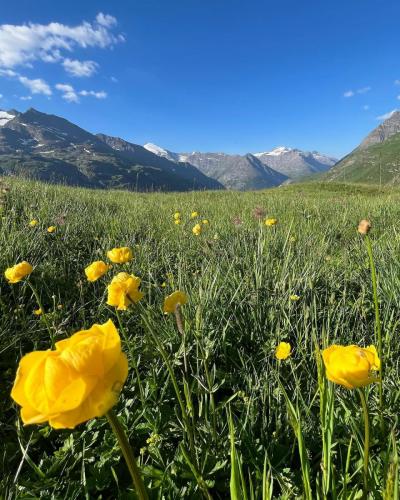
<box><xmin>0</xmin><ymin>110</ymin><xmax>15</xmax><ymax>126</ymax></box>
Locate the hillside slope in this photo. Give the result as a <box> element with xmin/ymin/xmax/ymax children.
<box><xmin>325</xmin><ymin>111</ymin><xmax>400</xmax><ymax>184</ymax></box>
<box><xmin>0</xmin><ymin>108</ymin><xmax>222</xmax><ymax>192</ymax></box>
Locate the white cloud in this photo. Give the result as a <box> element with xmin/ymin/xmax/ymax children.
<box><xmin>62</xmin><ymin>58</ymin><xmax>98</xmax><ymax>77</ymax></box>
<box><xmin>56</xmin><ymin>83</ymin><xmax>107</xmax><ymax>103</ymax></box>
<box><xmin>376</xmin><ymin>109</ymin><xmax>398</xmax><ymax>120</ymax></box>
<box><xmin>362</xmin><ymin>104</ymin><xmax>370</xmax><ymax>110</ymax></box>
<box><xmin>96</xmin><ymin>13</ymin><xmax>117</xmax><ymax>28</ymax></box>
<box><xmin>79</xmin><ymin>89</ymin><xmax>107</xmax><ymax>99</ymax></box>
<box><xmin>0</xmin><ymin>14</ymin><xmax>123</xmax><ymax>70</ymax></box>
<box><xmin>110</xmin><ymin>76</ymin><xmax>118</xmax><ymax>83</ymax></box>
<box><xmin>0</xmin><ymin>68</ymin><xmax>17</xmax><ymax>77</ymax></box>
<box><xmin>0</xmin><ymin>93</ymin><xmax>2</xmax><ymax>99</ymax></box>
<box><xmin>19</xmin><ymin>76</ymin><xmax>52</xmax><ymax>95</ymax></box>
<box><xmin>20</xmin><ymin>95</ymin><xmax>32</xmax><ymax>100</ymax></box>
<box><xmin>395</xmin><ymin>80</ymin><xmax>400</xmax><ymax>85</ymax></box>
<box><xmin>344</xmin><ymin>86</ymin><xmax>371</xmax><ymax>98</ymax></box>
<box><xmin>55</xmin><ymin>83</ymin><xmax>78</xmax><ymax>102</ymax></box>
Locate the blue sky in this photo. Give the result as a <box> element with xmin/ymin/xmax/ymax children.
<box><xmin>0</xmin><ymin>0</ymin><xmax>399</xmax><ymax>158</ymax></box>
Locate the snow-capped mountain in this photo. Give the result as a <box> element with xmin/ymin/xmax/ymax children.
<box><xmin>254</xmin><ymin>147</ymin><xmax>337</xmax><ymax>179</ymax></box>
<box><xmin>0</xmin><ymin>109</ymin><xmax>18</xmax><ymax>127</ymax></box>
<box><xmin>145</xmin><ymin>143</ymin><xmax>337</xmax><ymax>188</ymax></box>
<box><xmin>144</xmin><ymin>143</ymin><xmax>185</xmax><ymax>163</ymax></box>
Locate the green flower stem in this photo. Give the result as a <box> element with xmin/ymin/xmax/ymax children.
<box><xmin>358</xmin><ymin>388</ymin><xmax>370</xmax><ymax>497</ymax></box>
<box><xmin>27</xmin><ymin>280</ymin><xmax>54</xmax><ymax>347</ymax></box>
<box><xmin>364</xmin><ymin>235</ymin><xmax>384</xmax><ymax>435</ymax></box>
<box><xmin>115</xmin><ymin>310</ymin><xmax>145</xmax><ymax>408</ymax></box>
<box><xmin>141</xmin><ymin>312</ymin><xmax>197</xmax><ymax>465</ymax></box>
<box><xmin>106</xmin><ymin>410</ymin><xmax>148</xmax><ymax>500</ymax></box>
<box><xmin>174</xmin><ymin>305</ymin><xmax>188</xmax><ymax>375</ymax></box>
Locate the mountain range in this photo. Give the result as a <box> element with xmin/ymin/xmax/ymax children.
<box><xmin>0</xmin><ymin>107</ymin><xmax>337</xmax><ymax>192</ymax></box>
<box><xmin>144</xmin><ymin>143</ymin><xmax>336</xmax><ymax>190</ymax></box>
<box><xmin>0</xmin><ymin>108</ymin><xmax>222</xmax><ymax>191</ymax></box>
<box><xmin>324</xmin><ymin>111</ymin><xmax>400</xmax><ymax>184</ymax></box>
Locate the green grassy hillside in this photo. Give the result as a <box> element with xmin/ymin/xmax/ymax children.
<box><xmin>325</xmin><ymin>132</ymin><xmax>400</xmax><ymax>184</ymax></box>
<box><xmin>1</xmin><ymin>179</ymin><xmax>400</xmax><ymax>498</ymax></box>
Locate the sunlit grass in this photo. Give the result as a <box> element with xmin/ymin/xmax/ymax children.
<box><xmin>1</xmin><ymin>178</ymin><xmax>400</xmax><ymax>498</ymax></box>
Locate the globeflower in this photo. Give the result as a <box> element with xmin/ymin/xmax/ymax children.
<box><xmin>163</xmin><ymin>290</ymin><xmax>188</xmax><ymax>314</ymax></box>
<box><xmin>202</xmin><ymin>219</ymin><xmax>209</xmax><ymax>224</ymax></box>
<box><xmin>29</xmin><ymin>219</ymin><xmax>38</xmax><ymax>227</ymax></box>
<box><xmin>107</xmin><ymin>272</ymin><xmax>144</xmax><ymax>310</ymax></box>
<box><xmin>192</xmin><ymin>223</ymin><xmax>202</xmax><ymax>236</ymax></box>
<box><xmin>47</xmin><ymin>226</ymin><xmax>56</xmax><ymax>233</ymax></box>
<box><xmin>174</xmin><ymin>212</ymin><xmax>181</xmax><ymax>220</ymax></box>
<box><xmin>322</xmin><ymin>344</ymin><xmax>380</xmax><ymax>389</ymax></box>
<box><xmin>107</xmin><ymin>247</ymin><xmax>133</xmax><ymax>264</ymax></box>
<box><xmin>174</xmin><ymin>219</ymin><xmax>182</xmax><ymax>225</ymax></box>
<box><xmin>85</xmin><ymin>260</ymin><xmax>109</xmax><ymax>282</ymax></box>
<box><xmin>11</xmin><ymin>319</ymin><xmax>128</xmax><ymax>429</ymax></box>
<box><xmin>33</xmin><ymin>308</ymin><xmax>43</xmax><ymax>316</ymax></box>
<box><xmin>265</xmin><ymin>218</ymin><xmax>277</xmax><ymax>227</ymax></box>
<box><xmin>275</xmin><ymin>342</ymin><xmax>291</xmax><ymax>360</ymax></box>
<box><xmin>5</xmin><ymin>261</ymin><xmax>33</xmax><ymax>283</ymax></box>
<box><xmin>191</xmin><ymin>211</ymin><xmax>199</xmax><ymax>218</ymax></box>
<box><xmin>290</xmin><ymin>294</ymin><xmax>300</xmax><ymax>301</ymax></box>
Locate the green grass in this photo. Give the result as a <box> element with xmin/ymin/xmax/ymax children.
<box><xmin>325</xmin><ymin>133</ymin><xmax>400</xmax><ymax>185</ymax></box>
<box><xmin>1</xmin><ymin>179</ymin><xmax>400</xmax><ymax>498</ymax></box>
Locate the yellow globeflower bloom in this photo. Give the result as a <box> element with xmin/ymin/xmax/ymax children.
<box><xmin>174</xmin><ymin>219</ymin><xmax>182</xmax><ymax>225</ymax></box>
<box><xmin>174</xmin><ymin>212</ymin><xmax>181</xmax><ymax>220</ymax></box>
<box><xmin>322</xmin><ymin>345</ymin><xmax>380</xmax><ymax>389</ymax></box>
<box><xmin>107</xmin><ymin>272</ymin><xmax>144</xmax><ymax>310</ymax></box>
<box><xmin>202</xmin><ymin>219</ymin><xmax>209</xmax><ymax>224</ymax></box>
<box><xmin>290</xmin><ymin>294</ymin><xmax>300</xmax><ymax>301</ymax></box>
<box><xmin>47</xmin><ymin>226</ymin><xmax>56</xmax><ymax>233</ymax></box>
<box><xmin>191</xmin><ymin>211</ymin><xmax>199</xmax><ymax>218</ymax></box>
<box><xmin>275</xmin><ymin>342</ymin><xmax>291</xmax><ymax>360</ymax></box>
<box><xmin>33</xmin><ymin>308</ymin><xmax>43</xmax><ymax>316</ymax></box>
<box><xmin>163</xmin><ymin>290</ymin><xmax>188</xmax><ymax>314</ymax></box>
<box><xmin>192</xmin><ymin>223</ymin><xmax>202</xmax><ymax>236</ymax></box>
<box><xmin>11</xmin><ymin>319</ymin><xmax>128</xmax><ymax>429</ymax></box>
<box><xmin>5</xmin><ymin>261</ymin><xmax>33</xmax><ymax>284</ymax></box>
<box><xmin>29</xmin><ymin>219</ymin><xmax>38</xmax><ymax>227</ymax></box>
<box><xmin>85</xmin><ymin>260</ymin><xmax>109</xmax><ymax>282</ymax></box>
<box><xmin>265</xmin><ymin>218</ymin><xmax>277</xmax><ymax>227</ymax></box>
<box><xmin>107</xmin><ymin>247</ymin><xmax>133</xmax><ymax>264</ymax></box>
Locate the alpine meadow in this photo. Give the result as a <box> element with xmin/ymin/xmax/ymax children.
<box><xmin>1</xmin><ymin>1</ymin><xmax>400</xmax><ymax>499</ymax></box>
<box><xmin>0</xmin><ymin>179</ymin><xmax>399</xmax><ymax>499</ymax></box>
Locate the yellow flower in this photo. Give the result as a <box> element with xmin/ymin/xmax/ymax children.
<box><xmin>47</xmin><ymin>226</ymin><xmax>56</xmax><ymax>233</ymax></box>
<box><xmin>275</xmin><ymin>342</ymin><xmax>291</xmax><ymax>360</ymax></box>
<box><xmin>11</xmin><ymin>319</ymin><xmax>128</xmax><ymax>429</ymax></box>
<box><xmin>163</xmin><ymin>290</ymin><xmax>188</xmax><ymax>314</ymax></box>
<box><xmin>358</xmin><ymin>219</ymin><xmax>371</xmax><ymax>235</ymax></box>
<box><xmin>29</xmin><ymin>219</ymin><xmax>38</xmax><ymax>227</ymax></box>
<box><xmin>322</xmin><ymin>345</ymin><xmax>381</xmax><ymax>389</ymax></box>
<box><xmin>161</xmin><ymin>282</ymin><xmax>167</xmax><ymax>288</ymax></box>
<box><xmin>85</xmin><ymin>261</ymin><xmax>109</xmax><ymax>282</ymax></box>
<box><xmin>107</xmin><ymin>247</ymin><xmax>133</xmax><ymax>264</ymax></box>
<box><xmin>191</xmin><ymin>211</ymin><xmax>199</xmax><ymax>218</ymax></box>
<box><xmin>174</xmin><ymin>219</ymin><xmax>182</xmax><ymax>225</ymax></box>
<box><xmin>202</xmin><ymin>219</ymin><xmax>209</xmax><ymax>224</ymax></box>
<box><xmin>5</xmin><ymin>261</ymin><xmax>33</xmax><ymax>284</ymax></box>
<box><xmin>174</xmin><ymin>212</ymin><xmax>181</xmax><ymax>220</ymax></box>
<box><xmin>107</xmin><ymin>272</ymin><xmax>144</xmax><ymax>310</ymax></box>
<box><xmin>192</xmin><ymin>223</ymin><xmax>202</xmax><ymax>236</ymax></box>
<box><xmin>33</xmin><ymin>308</ymin><xmax>43</xmax><ymax>316</ymax></box>
<box><xmin>290</xmin><ymin>294</ymin><xmax>300</xmax><ymax>301</ymax></box>
<box><xmin>265</xmin><ymin>218</ymin><xmax>277</xmax><ymax>227</ymax></box>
